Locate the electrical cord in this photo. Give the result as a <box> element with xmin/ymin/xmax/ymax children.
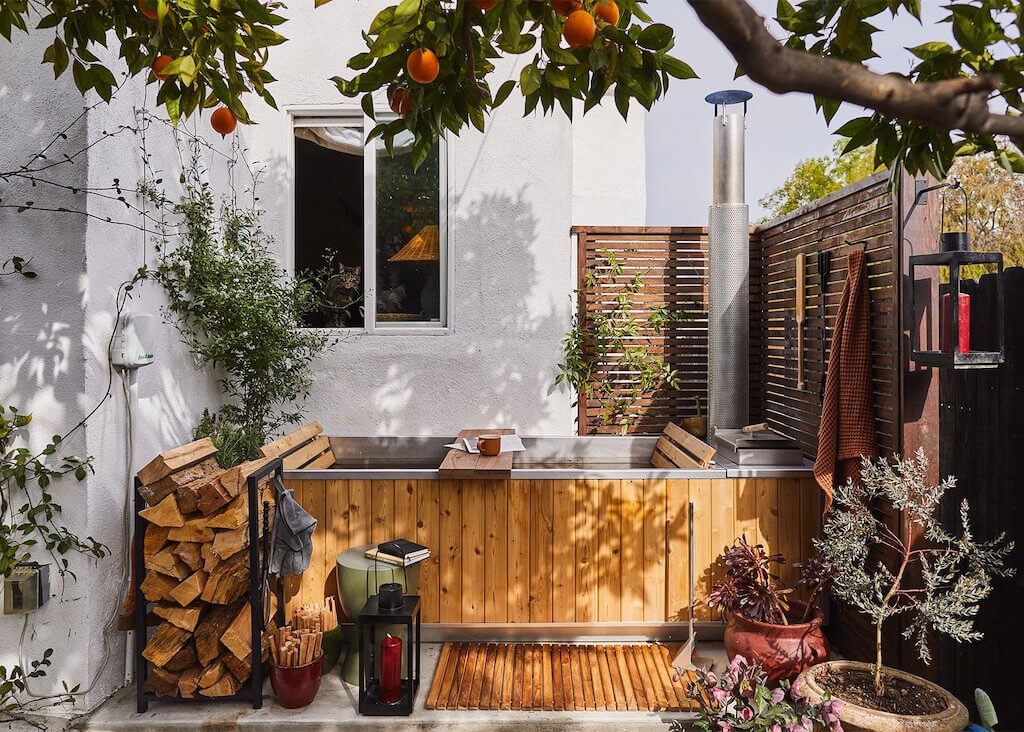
<box><xmin>17</xmin><ymin>297</ymin><xmax>139</xmax><ymax>701</ymax></box>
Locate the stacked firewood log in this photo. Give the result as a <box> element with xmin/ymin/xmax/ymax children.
<box><xmin>136</xmin><ymin>437</ymin><xmax>279</xmax><ymax>699</ymax></box>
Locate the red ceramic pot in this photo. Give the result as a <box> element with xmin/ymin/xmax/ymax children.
<box><xmin>723</xmin><ymin>601</ymin><xmax>829</xmax><ymax>683</ymax></box>
<box><xmin>269</xmin><ymin>655</ymin><xmax>324</xmax><ymax>709</ymax></box>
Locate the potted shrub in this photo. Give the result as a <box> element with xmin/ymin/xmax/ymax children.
<box><xmin>709</xmin><ymin>535</ymin><xmax>833</xmax><ymax>683</ymax></box>
<box><xmin>687</xmin><ymin>654</ymin><xmax>844</xmax><ymax>731</ymax></box>
<box><xmin>794</xmin><ymin>450</ymin><xmax>1014</xmax><ymax>732</ymax></box>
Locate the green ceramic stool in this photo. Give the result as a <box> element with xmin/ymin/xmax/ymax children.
<box><xmin>336</xmin><ymin>544</ymin><xmax>420</xmax><ymax>685</ymax></box>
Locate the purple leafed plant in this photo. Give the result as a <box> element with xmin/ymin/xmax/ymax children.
<box><xmin>688</xmin><ymin>655</ymin><xmax>844</xmax><ymax>732</ymax></box>
<box><xmin>708</xmin><ymin>535</ymin><xmax>836</xmax><ymax>625</ymax></box>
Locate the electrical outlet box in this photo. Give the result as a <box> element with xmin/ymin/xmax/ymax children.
<box><xmin>3</xmin><ymin>562</ymin><xmax>50</xmax><ymax>615</ymax></box>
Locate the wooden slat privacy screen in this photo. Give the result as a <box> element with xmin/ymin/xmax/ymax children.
<box><xmin>572</xmin><ymin>227</ymin><xmax>709</xmax><ymax>436</ymax></box>
<box><xmin>574</xmin><ymin>171</ymin><xmax>901</xmax><ymax>459</ymax></box>
<box><xmin>752</xmin><ymin>171</ymin><xmax>900</xmax><ymax>459</ymax></box>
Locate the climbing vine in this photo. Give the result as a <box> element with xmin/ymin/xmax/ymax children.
<box><xmin>556</xmin><ymin>249</ymin><xmax>686</xmax><ymax>434</ymax></box>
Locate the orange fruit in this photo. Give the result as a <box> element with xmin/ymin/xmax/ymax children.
<box><xmin>407</xmin><ymin>48</ymin><xmax>440</xmax><ymax>84</ymax></box>
<box><xmin>389</xmin><ymin>87</ymin><xmax>412</xmax><ymax>115</ymax></box>
<box><xmin>552</xmin><ymin>0</ymin><xmax>582</xmax><ymax>16</ymax></box>
<box><xmin>137</xmin><ymin>0</ymin><xmax>158</xmax><ymax>19</ymax></box>
<box><xmin>594</xmin><ymin>0</ymin><xmax>619</xmax><ymax>26</ymax></box>
<box><xmin>563</xmin><ymin>9</ymin><xmax>596</xmax><ymax>48</ymax></box>
<box><xmin>152</xmin><ymin>54</ymin><xmax>172</xmax><ymax>80</ymax></box>
<box><xmin>472</xmin><ymin>0</ymin><xmax>498</xmax><ymax>8</ymax></box>
<box><xmin>211</xmin><ymin>106</ymin><xmax>237</xmax><ymax>136</ymax></box>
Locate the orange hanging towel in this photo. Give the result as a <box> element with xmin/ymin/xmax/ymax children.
<box><xmin>814</xmin><ymin>247</ymin><xmax>878</xmax><ymax>515</ymax></box>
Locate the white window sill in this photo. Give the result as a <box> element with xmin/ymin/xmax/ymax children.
<box><xmin>300</xmin><ymin>327</ymin><xmax>451</xmax><ymax>337</ymax></box>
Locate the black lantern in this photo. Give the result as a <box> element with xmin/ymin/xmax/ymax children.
<box><xmin>357</xmin><ymin>584</ymin><xmax>421</xmax><ymax>716</ymax></box>
<box><xmin>909</xmin><ymin>182</ymin><xmax>1004</xmax><ymax>369</ymax></box>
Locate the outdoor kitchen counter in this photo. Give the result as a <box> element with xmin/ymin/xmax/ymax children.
<box><xmin>282</xmin><ymin>436</ymin><xmax>819</xmax><ymax>632</ymax></box>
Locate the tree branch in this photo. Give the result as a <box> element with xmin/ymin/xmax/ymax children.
<box><xmin>686</xmin><ymin>0</ymin><xmax>1024</xmax><ymax>150</ymax></box>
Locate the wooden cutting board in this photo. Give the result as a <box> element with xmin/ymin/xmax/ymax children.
<box><xmin>438</xmin><ymin>429</ymin><xmax>515</xmax><ymax>479</ymax></box>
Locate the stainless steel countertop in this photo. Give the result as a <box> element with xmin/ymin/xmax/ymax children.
<box><xmin>282</xmin><ymin>436</ymin><xmax>813</xmax><ymax>481</ymax></box>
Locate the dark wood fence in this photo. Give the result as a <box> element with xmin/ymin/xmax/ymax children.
<box><xmin>937</xmin><ymin>268</ymin><xmax>1024</xmax><ymax>726</ymax></box>
<box><xmin>751</xmin><ymin>171</ymin><xmax>900</xmax><ymax>459</ymax></box>
<box><xmin>572</xmin><ymin>226</ymin><xmax>709</xmax><ymax>435</ymax></box>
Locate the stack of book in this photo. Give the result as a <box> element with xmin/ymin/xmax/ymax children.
<box><xmin>365</xmin><ymin>538</ymin><xmax>430</xmax><ymax>567</ymax></box>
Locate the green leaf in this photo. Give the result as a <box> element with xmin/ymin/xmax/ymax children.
<box><xmin>393</xmin><ymin>0</ymin><xmax>421</xmax><ymax>23</ymax></box>
<box><xmin>660</xmin><ymin>56</ymin><xmax>697</xmax><ymax>80</ymax></box>
<box><xmin>546</xmin><ymin>66</ymin><xmax>570</xmax><ymax>90</ymax></box>
<box><xmin>520</xmin><ymin>63</ymin><xmax>542</xmax><ymax>95</ymax></box>
<box><xmin>637</xmin><ymin>23</ymin><xmax>673</xmax><ymax>51</ymax></box>
<box><xmin>493</xmin><ymin>79</ymin><xmax>516</xmax><ymax>107</ymax></box>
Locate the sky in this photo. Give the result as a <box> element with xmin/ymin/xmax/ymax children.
<box><xmin>644</xmin><ymin>0</ymin><xmax>951</xmax><ymax>224</ymax></box>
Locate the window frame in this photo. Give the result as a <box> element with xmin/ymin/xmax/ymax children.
<box><xmin>287</xmin><ymin>104</ymin><xmax>452</xmax><ymax>335</ymax></box>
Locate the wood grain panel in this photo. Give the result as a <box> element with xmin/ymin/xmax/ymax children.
<box><xmin>642</xmin><ymin>478</ymin><xmax>667</xmax><ymax>621</ymax></box>
<box><xmin>416</xmin><ymin>479</ymin><xmax>441</xmax><ymax>623</ymax></box>
<box><xmin>575</xmin><ymin>479</ymin><xmax>599</xmax><ymax>623</ymax></box>
<box><xmin>710</xmin><ymin>478</ymin><xmax>736</xmax><ymax>590</ymax></box>
<box><xmin>530</xmin><ymin>480</ymin><xmax>554</xmax><ymax>623</ymax></box>
<box><xmin>348</xmin><ymin>479</ymin><xmax>371</xmax><ymax>548</ymax></box>
<box><xmin>508</xmin><ymin>480</ymin><xmax>531</xmax><ymax>623</ymax></box>
<box><xmin>619</xmin><ymin>478</ymin><xmax>645</xmax><ymax>621</ymax></box>
<box><xmin>324</xmin><ymin>479</ymin><xmax>349</xmax><ymax>611</ymax></box>
<box><xmin>665</xmin><ymin>480</ymin><xmax>690</xmax><ymax>621</ymax></box>
<box><xmin>292</xmin><ymin>477</ymin><xmax>811</xmax><ymax>624</ymax></box>
<box><xmin>755</xmin><ymin>479</ymin><xmax>780</xmax><ymax>558</ymax></box>
<box><xmin>552</xmin><ymin>480</ymin><xmax>576</xmax><ymax>623</ymax></box>
<box><xmin>371</xmin><ymin>479</ymin><xmax>394</xmax><ymax>546</ymax></box>
<box><xmin>439</xmin><ymin>480</ymin><xmax>462</xmax><ymax>622</ymax></box>
<box><xmin>597</xmin><ymin>478</ymin><xmax>622</xmax><ymax>622</ymax></box>
<box><xmin>689</xmin><ymin>479</ymin><xmax>713</xmax><ymax>621</ymax></box>
<box><xmin>462</xmin><ymin>480</ymin><xmax>486</xmax><ymax>622</ymax></box>
<box><xmin>484</xmin><ymin>480</ymin><xmax>508</xmax><ymax>623</ymax></box>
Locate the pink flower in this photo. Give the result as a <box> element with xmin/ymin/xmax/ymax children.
<box><xmin>717</xmin><ymin>723</ymin><xmax>731</xmax><ymax>732</ymax></box>
<box><xmin>823</xmin><ymin>699</ymin><xmax>846</xmax><ymax>724</ymax></box>
<box><xmin>738</xmin><ymin>705</ymin><xmax>754</xmax><ymax>722</ymax></box>
<box><xmin>770</xmin><ymin>726</ymin><xmax>782</xmax><ymax>732</ymax></box>
<box><xmin>770</xmin><ymin>687</ymin><xmax>785</xmax><ymax>705</ymax></box>
<box><xmin>711</xmin><ymin>686</ymin><xmax>729</xmax><ymax>705</ymax></box>
<box><xmin>729</xmin><ymin>655</ymin><xmax>746</xmax><ymax>672</ymax></box>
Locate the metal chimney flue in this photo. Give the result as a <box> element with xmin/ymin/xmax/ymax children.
<box><xmin>705</xmin><ymin>89</ymin><xmax>752</xmax><ymax>438</ymax></box>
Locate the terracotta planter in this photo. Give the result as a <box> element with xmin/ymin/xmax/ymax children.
<box><xmin>723</xmin><ymin>601</ymin><xmax>829</xmax><ymax>683</ymax></box>
<box><xmin>269</xmin><ymin>655</ymin><xmax>324</xmax><ymax>709</ymax></box>
<box><xmin>793</xmin><ymin>660</ymin><xmax>969</xmax><ymax>732</ymax></box>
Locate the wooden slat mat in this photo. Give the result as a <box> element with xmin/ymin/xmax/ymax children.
<box><xmin>425</xmin><ymin>642</ymin><xmax>698</xmax><ymax>712</ymax></box>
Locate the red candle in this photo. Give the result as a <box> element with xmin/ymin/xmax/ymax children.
<box><xmin>940</xmin><ymin>292</ymin><xmax>971</xmax><ymax>354</ymax></box>
<box><xmin>379</xmin><ymin>633</ymin><xmax>402</xmax><ymax>704</ymax></box>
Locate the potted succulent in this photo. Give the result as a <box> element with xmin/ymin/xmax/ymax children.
<box><xmin>687</xmin><ymin>654</ymin><xmax>845</xmax><ymax>732</ymax></box>
<box><xmin>708</xmin><ymin>535</ymin><xmax>834</xmax><ymax>682</ymax></box>
<box><xmin>794</xmin><ymin>451</ymin><xmax>1014</xmax><ymax>732</ymax></box>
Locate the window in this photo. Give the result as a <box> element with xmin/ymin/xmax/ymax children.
<box><xmin>292</xmin><ymin>111</ymin><xmax>447</xmax><ymax>331</ymax></box>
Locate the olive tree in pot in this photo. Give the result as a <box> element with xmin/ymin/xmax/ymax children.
<box><xmin>794</xmin><ymin>450</ymin><xmax>1014</xmax><ymax>732</ymax></box>
<box><xmin>709</xmin><ymin>536</ymin><xmax>835</xmax><ymax>683</ymax></box>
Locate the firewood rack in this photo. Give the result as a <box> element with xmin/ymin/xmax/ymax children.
<box><xmin>133</xmin><ymin>457</ymin><xmax>286</xmax><ymax>712</ymax></box>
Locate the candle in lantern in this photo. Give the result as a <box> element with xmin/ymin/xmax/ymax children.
<box><xmin>379</xmin><ymin>633</ymin><xmax>402</xmax><ymax>704</ymax></box>
<box><xmin>940</xmin><ymin>292</ymin><xmax>971</xmax><ymax>354</ymax></box>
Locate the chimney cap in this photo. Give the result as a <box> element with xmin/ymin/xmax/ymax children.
<box><xmin>705</xmin><ymin>89</ymin><xmax>753</xmax><ymax>106</ymax></box>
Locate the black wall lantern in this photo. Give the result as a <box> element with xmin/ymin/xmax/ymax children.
<box><xmin>908</xmin><ymin>180</ymin><xmax>1004</xmax><ymax>369</ymax></box>
<box><xmin>357</xmin><ymin>583</ymin><xmax>421</xmax><ymax>716</ymax></box>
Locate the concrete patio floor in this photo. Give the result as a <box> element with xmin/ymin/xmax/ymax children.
<box><xmin>76</xmin><ymin>642</ymin><xmax>728</xmax><ymax>731</ymax></box>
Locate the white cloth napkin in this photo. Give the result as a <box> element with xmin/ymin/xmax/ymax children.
<box><xmin>443</xmin><ymin>435</ymin><xmax>526</xmax><ymax>453</ymax></box>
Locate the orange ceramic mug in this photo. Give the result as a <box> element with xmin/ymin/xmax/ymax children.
<box><xmin>477</xmin><ymin>434</ymin><xmax>502</xmax><ymax>456</ymax></box>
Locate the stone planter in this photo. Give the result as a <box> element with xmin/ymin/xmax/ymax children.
<box><xmin>724</xmin><ymin>601</ymin><xmax>829</xmax><ymax>683</ymax></box>
<box><xmin>793</xmin><ymin>660</ymin><xmax>969</xmax><ymax>732</ymax></box>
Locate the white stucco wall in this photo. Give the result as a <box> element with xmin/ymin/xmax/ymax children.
<box><xmin>0</xmin><ymin>0</ymin><xmax>647</xmax><ymax>718</ymax></box>
<box><xmin>243</xmin><ymin>0</ymin><xmax>646</xmax><ymax>437</ymax></box>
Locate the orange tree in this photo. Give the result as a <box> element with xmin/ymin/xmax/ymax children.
<box><xmin>4</xmin><ymin>1</ymin><xmax>1024</xmax><ymax>176</ymax></box>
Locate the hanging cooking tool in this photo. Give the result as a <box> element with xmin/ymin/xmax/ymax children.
<box><xmin>796</xmin><ymin>254</ymin><xmax>806</xmax><ymax>390</ymax></box>
<box><xmin>817</xmin><ymin>249</ymin><xmax>832</xmax><ymax>404</ymax></box>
